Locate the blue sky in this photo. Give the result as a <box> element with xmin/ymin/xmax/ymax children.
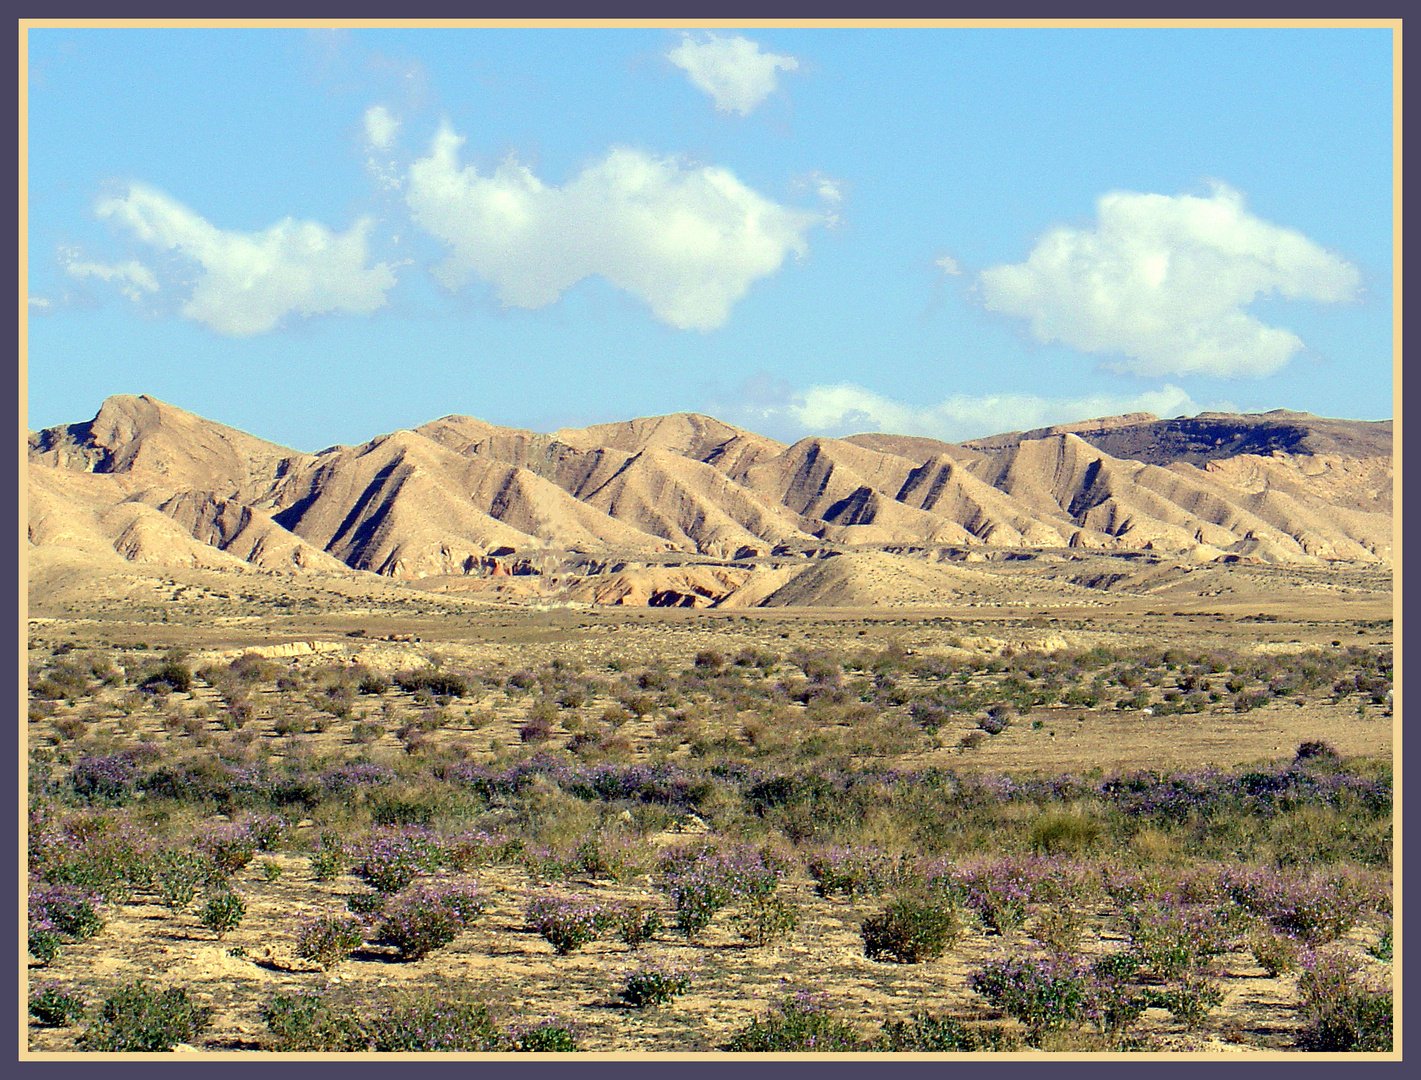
<box><xmin>26</xmin><ymin>25</ymin><xmax>1395</xmax><ymax>452</ymax></box>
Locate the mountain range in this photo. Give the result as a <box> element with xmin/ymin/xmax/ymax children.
<box><xmin>27</xmin><ymin>395</ymin><xmax>1392</xmax><ymax>608</ymax></box>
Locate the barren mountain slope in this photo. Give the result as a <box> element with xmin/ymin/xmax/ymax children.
<box><xmin>843</xmin><ymin>431</ymin><xmax>986</xmax><ymax>466</ymax></box>
<box><xmin>28</xmin><ymin>465</ymin><xmax>250</xmax><ymax>571</ymax></box>
<box><xmin>263</xmin><ymin>430</ymin><xmax>675</xmax><ymax>576</ymax></box>
<box><xmin>571</xmin><ymin>447</ymin><xmax>821</xmax><ymax>558</ymax></box>
<box><xmin>29</xmin><ymin>394</ymin><xmax>303</xmax><ymax>501</ymax></box>
<box><xmin>27</xmin><ymin>397</ymin><xmax>1393</xmax><ymax>604</ymax></box>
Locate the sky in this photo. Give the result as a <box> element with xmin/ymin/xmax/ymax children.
<box><xmin>25</xmin><ymin>24</ymin><xmax>1395</xmax><ymax>453</ymax></box>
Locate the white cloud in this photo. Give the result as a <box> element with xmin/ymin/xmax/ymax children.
<box><xmin>362</xmin><ymin>106</ymin><xmax>404</xmax><ymax>192</ymax></box>
<box><xmin>666</xmin><ymin>33</ymin><xmax>799</xmax><ymax>115</ymax></box>
<box><xmin>730</xmin><ymin>381</ymin><xmax>1219</xmax><ymax>443</ymax></box>
<box><xmin>28</xmin><ymin>296</ymin><xmax>52</xmax><ymax>310</ymax></box>
<box><xmin>65</xmin><ymin>258</ymin><xmax>159</xmax><ymax>302</ymax></box>
<box><xmin>95</xmin><ymin>184</ymin><xmax>397</xmax><ymax>336</ymax></box>
<box><xmin>363</xmin><ymin>104</ymin><xmax>400</xmax><ymax>150</ymax></box>
<box><xmin>405</xmin><ymin>125</ymin><xmax>820</xmax><ymax>330</ymax></box>
<box><xmin>935</xmin><ymin>254</ymin><xmax>962</xmax><ymax>276</ymax></box>
<box><xmin>979</xmin><ymin>184</ymin><xmax>1361</xmax><ymax>378</ymax></box>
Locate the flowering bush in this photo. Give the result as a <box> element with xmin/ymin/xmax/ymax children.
<box><xmin>195</xmin><ymin>826</ymin><xmax>257</xmax><ymax>876</ymax></box>
<box><xmin>620</xmin><ymin>963</ymin><xmax>693</xmax><ymax>1007</ymax></box>
<box><xmin>1220</xmin><ymin>868</ymin><xmax>1368</xmax><ymax>945</ymax></box>
<box><xmin>957</xmin><ymin>858</ymin><xmax>1043</xmax><ymax>936</ymax></box>
<box><xmin>526</xmin><ymin>893</ymin><xmax>610</xmax><ymax>954</ymax></box>
<box><xmin>969</xmin><ymin>956</ymin><xmax>1091</xmax><ymax>1044</ymax></box>
<box><xmin>30</xmin><ymin>882</ymin><xmax>106</xmax><ymax>941</ymax></box>
<box><xmin>377</xmin><ymin>882</ymin><xmax>486</xmax><ymax>961</ymax></box>
<box><xmin>613</xmin><ymin>902</ymin><xmax>664</xmax><ymax>948</ymax></box>
<box><xmin>243</xmin><ymin>814</ymin><xmax>291</xmax><ymax>852</ymax></box>
<box><xmin>660</xmin><ymin>843</ymin><xmax>789</xmax><ymax>939</ymax></box>
<box><xmin>1126</xmin><ymin>898</ymin><xmax>1230</xmax><ymax>978</ymax></box>
<box><xmin>362</xmin><ymin>993</ymin><xmax>502</xmax><ymax>1052</ymax></box>
<box><xmin>350</xmin><ymin>828</ymin><xmax>442</xmax><ymax>893</ymax></box>
<box><xmin>1085</xmin><ymin>953</ymin><xmax>1147</xmax><ymax>1039</ymax></box>
<box><xmin>294</xmin><ymin>912</ymin><xmax>366</xmax><ymax>969</ymax></box>
<box><xmin>1295</xmin><ymin>949</ymin><xmax>1393</xmax><ymax>1051</ymax></box>
<box><xmin>69</xmin><ymin>753</ymin><xmax>140</xmax><ymax>803</ymax></box>
<box><xmin>320</xmin><ymin>762</ymin><xmax>396</xmax><ymax>794</ymax></box>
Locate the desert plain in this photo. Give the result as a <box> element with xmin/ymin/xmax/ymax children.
<box><xmin>24</xmin><ymin>398</ymin><xmax>1395</xmax><ymax>1055</ymax></box>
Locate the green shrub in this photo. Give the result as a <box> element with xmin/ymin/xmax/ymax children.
<box><xmin>861</xmin><ymin>895</ymin><xmax>961</xmax><ymax>963</ymax></box>
<box><xmin>79</xmin><ymin>981</ymin><xmax>213</xmax><ymax>1051</ymax></box>
<box><xmin>155</xmin><ymin>849</ymin><xmax>212</xmax><ymax>912</ymax></box>
<box><xmin>1248</xmin><ymin>927</ymin><xmax>1302</xmax><ymax>976</ymax></box>
<box><xmin>309</xmin><ymin>846</ymin><xmax>343</xmax><ymax>883</ymax></box>
<box><xmin>1369</xmin><ymin>925</ymin><xmax>1393</xmax><ymax>963</ymax></box>
<box><xmin>198</xmin><ymin>890</ymin><xmax>246</xmax><ymax>939</ymax></box>
<box><xmin>262</xmin><ymin>991</ymin><xmax>364</xmax><ymax>1052</ymax></box>
<box><xmin>30</xmin><ymin>985</ymin><xmax>86</xmax><ymax>1026</ymax></box>
<box><xmin>725</xmin><ymin>994</ymin><xmax>864</xmax><ymax>1052</ymax></box>
<box><xmin>874</xmin><ymin>1011</ymin><xmax>1021</xmax><ymax>1051</ymax></box>
<box><xmin>1142</xmin><ymin>974</ymin><xmax>1224</xmax><ymax>1028</ymax></box>
<box><xmin>733</xmin><ymin>892</ymin><xmax>801</xmax><ymax>947</ymax></box>
<box><xmin>508</xmin><ymin>1020</ymin><xmax>579</xmax><ymax>1052</ymax></box>
<box><xmin>1029</xmin><ymin>813</ymin><xmax>1102</xmax><ymax>856</ymax></box>
<box><xmin>620</xmin><ymin>963</ymin><xmax>693</xmax><ymax>1007</ymax></box>
<box><xmin>28</xmin><ymin>929</ymin><xmax>62</xmax><ymax>965</ymax></box>
<box><xmin>345</xmin><ymin>891</ymin><xmax>387</xmax><ymax>917</ymax></box>
<box><xmin>1030</xmin><ymin>905</ymin><xmax>1086</xmax><ymax>956</ymax></box>
<box><xmin>140</xmin><ymin>661</ymin><xmax>192</xmax><ymax>695</ymax></box>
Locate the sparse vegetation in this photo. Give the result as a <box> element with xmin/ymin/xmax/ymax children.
<box><xmin>26</xmin><ymin>624</ymin><xmax>1393</xmax><ymax>1054</ymax></box>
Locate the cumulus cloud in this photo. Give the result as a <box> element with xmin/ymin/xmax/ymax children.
<box><xmin>65</xmin><ymin>258</ymin><xmax>160</xmax><ymax>302</ymax></box>
<box><xmin>728</xmin><ymin>380</ymin><xmax>1217</xmax><ymax>443</ymax></box>
<box><xmin>363</xmin><ymin>104</ymin><xmax>400</xmax><ymax>150</ymax></box>
<box><xmin>935</xmin><ymin>254</ymin><xmax>962</xmax><ymax>276</ymax></box>
<box><xmin>362</xmin><ymin>104</ymin><xmax>404</xmax><ymax>191</ymax></box>
<box><xmin>95</xmin><ymin>183</ymin><xmax>398</xmax><ymax>336</ymax></box>
<box><xmin>666</xmin><ymin>33</ymin><xmax>799</xmax><ymax>115</ymax></box>
<box><xmin>979</xmin><ymin>184</ymin><xmax>1361</xmax><ymax>378</ymax></box>
<box><xmin>28</xmin><ymin>296</ymin><xmax>52</xmax><ymax>310</ymax></box>
<box><xmin>405</xmin><ymin>125</ymin><xmax>820</xmax><ymax>330</ymax></box>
